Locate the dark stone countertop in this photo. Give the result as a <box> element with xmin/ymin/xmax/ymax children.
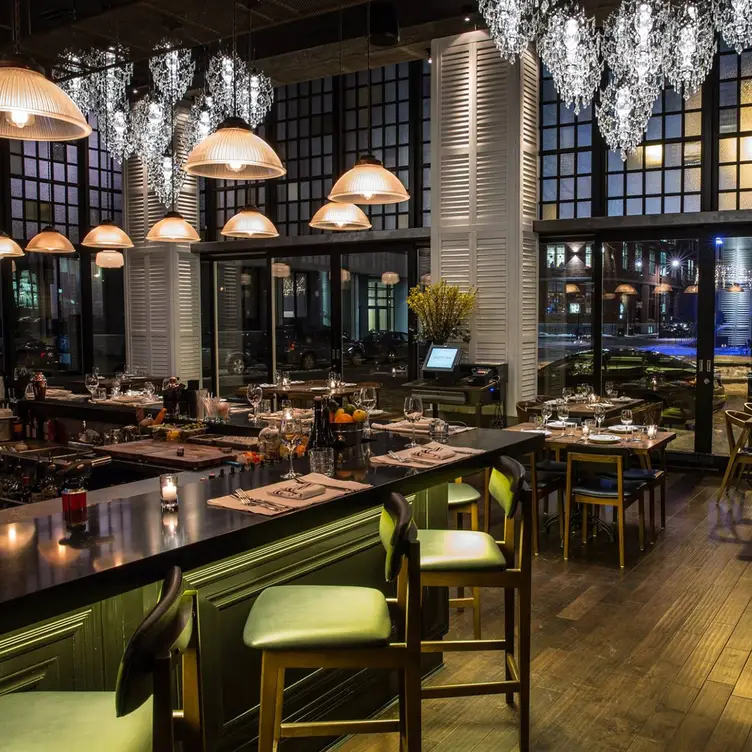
<box><xmin>0</xmin><ymin>429</ymin><xmax>542</xmax><ymax>632</ymax></box>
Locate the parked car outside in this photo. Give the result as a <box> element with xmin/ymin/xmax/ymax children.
<box><xmin>347</xmin><ymin>330</ymin><xmax>409</xmax><ymax>366</ymax></box>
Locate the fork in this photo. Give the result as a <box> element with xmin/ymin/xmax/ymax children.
<box><xmin>233</xmin><ymin>489</ymin><xmax>288</xmax><ymax>511</ymax></box>
<box><xmin>388</xmin><ymin>450</ymin><xmax>434</xmax><ymax>466</ymax></box>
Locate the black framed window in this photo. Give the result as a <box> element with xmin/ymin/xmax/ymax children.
<box><xmin>539</xmin><ymin>66</ymin><xmax>594</xmax><ymax>220</ymax></box>
<box><xmin>275</xmin><ymin>78</ymin><xmax>335</xmax><ymax>236</ymax></box>
<box><xmin>607</xmin><ymin>86</ymin><xmax>702</xmax><ymax>216</ymax></box>
<box><xmin>343</xmin><ymin>63</ymin><xmax>411</xmax><ymax>230</ymax></box>
<box><xmin>87</xmin><ymin>114</ymin><xmax>123</xmax><ymax>227</ymax></box>
<box><xmin>420</xmin><ymin>59</ymin><xmax>432</xmax><ymax>227</ymax></box>
<box><xmin>718</xmin><ymin>42</ymin><xmax>752</xmax><ymax>210</ymax></box>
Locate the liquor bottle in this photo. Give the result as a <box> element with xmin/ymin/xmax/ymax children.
<box><xmin>308</xmin><ymin>397</ymin><xmax>331</xmax><ymax>450</ymax></box>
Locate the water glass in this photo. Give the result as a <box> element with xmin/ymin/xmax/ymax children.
<box><xmin>258</xmin><ymin>398</ymin><xmax>272</xmax><ymax>416</ymax></box>
<box><xmin>246</xmin><ymin>384</ymin><xmax>263</xmax><ymax>421</ymax></box>
<box><xmin>557</xmin><ymin>401</ymin><xmax>569</xmax><ymax>423</ymax></box>
<box><xmin>582</xmin><ymin>419</ymin><xmax>595</xmax><ymax>440</ymax></box>
<box><xmin>143</xmin><ymin>381</ymin><xmax>155</xmax><ymax>401</ymax></box>
<box><xmin>309</xmin><ymin>448</ymin><xmax>335</xmax><ymax>476</ymax></box>
<box><xmin>85</xmin><ymin>373</ymin><xmax>99</xmax><ymax>399</ymax></box>
<box><xmin>562</xmin><ymin>387</ymin><xmax>573</xmax><ymax>401</ymax></box>
<box><xmin>565</xmin><ymin>422</ymin><xmax>577</xmax><ymax>436</ymax></box>
<box><xmin>605</xmin><ymin>381</ymin><xmax>615</xmax><ymax>398</ymax></box>
<box><xmin>532</xmin><ymin>415</ymin><xmax>545</xmax><ymax>430</ymax></box>
<box><xmin>429</xmin><ymin>419</ymin><xmax>450</xmax><ymax>443</ymax></box>
<box><xmin>159</xmin><ymin>473</ymin><xmax>179</xmax><ymax>511</ymax></box>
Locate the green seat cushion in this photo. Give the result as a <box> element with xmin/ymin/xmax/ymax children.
<box><xmin>418</xmin><ymin>529</ymin><xmax>507</xmax><ymax>572</ymax></box>
<box><xmin>244</xmin><ymin>585</ymin><xmax>392</xmax><ymax>651</ymax></box>
<box><xmin>448</xmin><ymin>482</ymin><xmax>481</xmax><ymax>507</ymax></box>
<box><xmin>0</xmin><ymin>691</ymin><xmax>152</xmax><ymax>751</ymax></box>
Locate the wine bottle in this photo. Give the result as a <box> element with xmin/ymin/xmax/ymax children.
<box><xmin>309</xmin><ymin>397</ymin><xmax>331</xmax><ymax>450</ymax></box>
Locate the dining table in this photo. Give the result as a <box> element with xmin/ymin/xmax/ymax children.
<box><xmin>525</xmin><ymin>397</ymin><xmax>646</xmax><ymax>421</ymax></box>
<box><xmin>235</xmin><ymin>380</ymin><xmax>381</xmax><ymax>404</ymax></box>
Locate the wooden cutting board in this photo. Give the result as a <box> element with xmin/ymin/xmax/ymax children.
<box><xmin>93</xmin><ymin>439</ymin><xmax>237</xmax><ymax>469</ymax></box>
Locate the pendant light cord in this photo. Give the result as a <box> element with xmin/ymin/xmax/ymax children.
<box><xmin>367</xmin><ymin>0</ymin><xmax>372</xmax><ymax>156</ymax></box>
<box><xmin>232</xmin><ymin>0</ymin><xmax>238</xmax><ymax>118</ymax></box>
<box><xmin>13</xmin><ymin>0</ymin><xmax>20</xmax><ymax>54</ymax></box>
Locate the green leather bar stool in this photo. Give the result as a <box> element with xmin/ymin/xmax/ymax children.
<box><xmin>244</xmin><ymin>492</ymin><xmax>422</xmax><ymax>752</ymax></box>
<box><xmin>418</xmin><ymin>456</ymin><xmax>533</xmax><ymax>752</ymax></box>
<box><xmin>0</xmin><ymin>566</ymin><xmax>205</xmax><ymax>751</ymax></box>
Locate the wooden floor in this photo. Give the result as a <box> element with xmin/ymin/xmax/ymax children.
<box><xmin>336</xmin><ymin>471</ymin><xmax>752</xmax><ymax>752</ymax></box>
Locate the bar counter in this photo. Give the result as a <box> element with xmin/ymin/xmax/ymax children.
<box><xmin>0</xmin><ymin>429</ymin><xmax>542</xmax><ymax>751</ymax></box>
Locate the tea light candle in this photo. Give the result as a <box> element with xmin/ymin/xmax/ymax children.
<box><xmin>647</xmin><ymin>424</ymin><xmax>658</xmax><ymax>439</ymax></box>
<box><xmin>162</xmin><ymin>481</ymin><xmax>177</xmax><ymax>502</ymax></box>
<box><xmin>581</xmin><ymin>422</ymin><xmax>590</xmax><ymax>437</ymax></box>
<box><xmin>160</xmin><ymin>473</ymin><xmax>179</xmax><ymax>510</ymax></box>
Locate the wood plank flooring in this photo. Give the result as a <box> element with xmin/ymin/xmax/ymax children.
<box><xmin>335</xmin><ymin>471</ymin><xmax>752</xmax><ymax>752</ymax></box>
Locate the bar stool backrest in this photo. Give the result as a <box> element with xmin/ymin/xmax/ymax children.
<box><xmin>725</xmin><ymin>410</ymin><xmax>752</xmax><ymax>456</ymax></box>
<box><xmin>488</xmin><ymin>456</ymin><xmax>526</xmax><ymax>518</ymax></box>
<box><xmin>379</xmin><ymin>492</ymin><xmax>416</xmax><ymax>582</ymax></box>
<box><xmin>115</xmin><ymin>566</ymin><xmax>193</xmax><ymax>717</ymax></box>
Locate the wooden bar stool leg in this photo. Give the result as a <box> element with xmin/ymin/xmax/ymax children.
<box><xmin>504</xmin><ymin>588</ymin><xmax>515</xmax><ymax>705</ymax></box>
<box><xmin>258</xmin><ymin>652</ymin><xmax>280</xmax><ymax>752</ymax></box>
<box><xmin>617</xmin><ymin>505</ymin><xmax>626</xmax><ymax>569</ymax></box>
<box><xmin>649</xmin><ymin>486</ymin><xmax>656</xmax><ymax>544</ymax></box>
<box><xmin>274</xmin><ymin>668</ymin><xmax>285</xmax><ymax>746</ymax></box>
<box><xmin>404</xmin><ymin>660</ymin><xmax>422</xmax><ymax>751</ymax></box>
<box><xmin>558</xmin><ymin>488</ymin><xmax>564</xmax><ymax>544</ymax></box>
<box><xmin>518</xmin><ymin>580</ymin><xmax>532</xmax><ymax>752</ymax></box>
<box><xmin>660</xmin><ymin>452</ymin><xmax>667</xmax><ymax>528</ymax></box>
<box><xmin>638</xmin><ymin>497</ymin><xmax>645</xmax><ymax>551</ymax></box>
<box><xmin>455</xmin><ymin>510</ymin><xmax>465</xmax><ymax>608</ymax></box>
<box><xmin>581</xmin><ymin>503</ymin><xmax>588</xmax><ymax>544</ymax></box>
<box><xmin>532</xmin><ymin>488</ymin><xmax>539</xmax><ymax>556</ymax></box>
<box><xmin>717</xmin><ymin>455</ymin><xmax>737</xmax><ymax>504</ymax></box>
<box><xmin>563</xmin><ymin>494</ymin><xmax>572</xmax><ymax>561</ymax></box>
<box><xmin>472</xmin><ymin>587</ymin><xmax>482</xmax><ymax>640</ymax></box>
<box><xmin>398</xmin><ymin>668</ymin><xmax>407</xmax><ymax>750</ymax></box>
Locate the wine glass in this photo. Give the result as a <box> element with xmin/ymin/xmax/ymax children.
<box><xmin>557</xmin><ymin>400</ymin><xmax>569</xmax><ymax>425</ymax></box>
<box><xmin>246</xmin><ymin>384</ymin><xmax>263</xmax><ymax>422</ymax></box>
<box><xmin>84</xmin><ymin>373</ymin><xmax>98</xmax><ymax>400</ymax></box>
<box><xmin>562</xmin><ymin>387</ymin><xmax>573</xmax><ymax>401</ymax></box>
<box><xmin>143</xmin><ymin>381</ymin><xmax>155</xmax><ymax>401</ymax></box>
<box><xmin>621</xmin><ymin>408</ymin><xmax>634</xmax><ymax>441</ymax></box>
<box><xmin>280</xmin><ymin>417</ymin><xmax>303</xmax><ymax>479</ymax></box>
<box><xmin>593</xmin><ymin>403</ymin><xmax>605</xmax><ymax>434</ymax></box>
<box><xmin>403</xmin><ymin>395</ymin><xmax>424</xmax><ymax>448</ymax></box>
<box><xmin>360</xmin><ymin>386</ymin><xmax>378</xmax><ymax>437</ymax></box>
<box><xmin>541</xmin><ymin>403</ymin><xmax>553</xmax><ymax>427</ymax></box>
<box><xmin>604</xmin><ymin>381</ymin><xmax>615</xmax><ymax>399</ymax></box>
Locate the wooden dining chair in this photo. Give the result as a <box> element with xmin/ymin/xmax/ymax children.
<box><xmin>244</xmin><ymin>492</ymin><xmax>422</xmax><ymax>752</ymax></box>
<box><xmin>718</xmin><ymin>410</ymin><xmax>752</xmax><ymax>503</ymax></box>
<box><xmin>564</xmin><ymin>448</ymin><xmax>649</xmax><ymax>568</ymax></box>
<box><xmin>417</xmin><ymin>456</ymin><xmax>533</xmax><ymax>751</ymax></box>
<box><xmin>0</xmin><ymin>566</ymin><xmax>205</xmax><ymax>751</ymax></box>
<box><xmin>525</xmin><ymin>451</ymin><xmax>566</xmax><ymax>555</ymax></box>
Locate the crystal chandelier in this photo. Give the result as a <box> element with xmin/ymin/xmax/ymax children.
<box><xmin>603</xmin><ymin>0</ymin><xmax>670</xmax><ymax>101</ymax></box>
<box><xmin>538</xmin><ymin>3</ymin><xmax>602</xmax><ymax>114</ymax></box>
<box><xmin>666</xmin><ymin>2</ymin><xmax>716</xmax><ymax>99</ymax></box>
<box><xmin>181</xmin><ymin>92</ymin><xmax>220</xmax><ymax>157</ymax></box>
<box><xmin>148</xmin><ymin>151</ymin><xmax>187</xmax><ymax>209</ymax></box>
<box><xmin>149</xmin><ymin>39</ymin><xmax>195</xmax><ymax>106</ymax></box>
<box><xmin>597</xmin><ymin>78</ymin><xmax>655</xmax><ymax>158</ymax></box>
<box><xmin>715</xmin><ymin>0</ymin><xmax>752</xmax><ymax>54</ymax></box>
<box><xmin>206</xmin><ymin>52</ymin><xmax>249</xmax><ymax>121</ymax></box>
<box><xmin>479</xmin><ymin>0</ymin><xmax>547</xmax><ymax>63</ymax></box>
<box><xmin>94</xmin><ymin>47</ymin><xmax>134</xmax><ymax>163</ymax></box>
<box><xmin>243</xmin><ymin>68</ymin><xmax>273</xmax><ymax>128</ymax></box>
<box><xmin>53</xmin><ymin>50</ymin><xmax>95</xmax><ymax>116</ymax></box>
<box><xmin>131</xmin><ymin>95</ymin><xmax>171</xmax><ymax>164</ymax></box>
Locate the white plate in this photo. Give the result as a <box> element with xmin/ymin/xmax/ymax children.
<box><xmin>547</xmin><ymin>420</ymin><xmax>568</xmax><ymax>428</ymax></box>
<box><xmin>609</xmin><ymin>424</ymin><xmax>642</xmax><ymax>433</ymax></box>
<box><xmin>521</xmin><ymin>429</ymin><xmax>552</xmax><ymax>437</ymax></box>
<box><xmin>612</xmin><ymin>396</ymin><xmax>634</xmax><ymax>403</ymax></box>
<box><xmin>588</xmin><ymin>433</ymin><xmax>622</xmax><ymax>444</ymax></box>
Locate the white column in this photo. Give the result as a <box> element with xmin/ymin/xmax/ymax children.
<box><xmin>123</xmin><ymin>110</ymin><xmax>202</xmax><ymax>382</ymax></box>
<box><xmin>431</xmin><ymin>30</ymin><xmax>539</xmax><ymax>420</ymax></box>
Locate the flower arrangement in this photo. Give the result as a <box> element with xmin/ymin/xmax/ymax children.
<box><xmin>407</xmin><ymin>280</ymin><xmax>477</xmax><ymax>344</ymax></box>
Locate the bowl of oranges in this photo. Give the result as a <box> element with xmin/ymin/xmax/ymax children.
<box><xmin>330</xmin><ymin>402</ymin><xmax>368</xmax><ymax>446</ymax></box>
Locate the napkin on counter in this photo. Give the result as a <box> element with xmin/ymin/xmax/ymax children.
<box><xmin>208</xmin><ymin>474</ymin><xmax>372</xmax><ymax>516</ymax></box>
<box><xmin>371</xmin><ymin>419</ymin><xmax>474</xmax><ymax>436</ymax></box>
<box><xmin>370</xmin><ymin>441</ymin><xmax>483</xmax><ymax>469</ymax></box>
<box><xmin>274</xmin><ymin>483</ymin><xmax>326</xmax><ymax>500</ymax></box>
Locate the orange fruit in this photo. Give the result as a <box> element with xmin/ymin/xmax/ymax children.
<box><xmin>334</xmin><ymin>412</ymin><xmax>354</xmax><ymax>423</ymax></box>
<box><xmin>352</xmin><ymin>409</ymin><xmax>367</xmax><ymax>423</ymax></box>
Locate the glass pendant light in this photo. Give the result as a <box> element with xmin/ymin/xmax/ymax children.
<box><xmin>0</xmin><ymin>231</ymin><xmax>24</xmax><ymax>257</ymax></box>
<box><xmin>272</xmin><ymin>262</ymin><xmax>291</xmax><ymax>278</ymax></box>
<box><xmin>615</xmin><ymin>283</ymin><xmax>637</xmax><ymax>294</ymax></box>
<box><xmin>381</xmin><ymin>271</ymin><xmax>400</xmax><ymax>285</ymax></box>
<box><xmin>310</xmin><ymin>202</ymin><xmax>372</xmax><ymax>231</ymax></box>
<box><xmin>222</xmin><ymin>204</ymin><xmax>279</xmax><ymax>238</ymax></box>
<box><xmin>95</xmin><ymin>249</ymin><xmax>124</xmax><ymax>268</ymax></box>
<box><xmin>565</xmin><ymin>283</ymin><xmax>581</xmax><ymax>293</ymax></box>
<box><xmin>683</xmin><ymin>284</ymin><xmax>698</xmax><ymax>293</ymax></box>
<box><xmin>727</xmin><ymin>282</ymin><xmax>744</xmax><ymax>293</ymax></box>
<box><xmin>328</xmin><ymin>1</ymin><xmax>409</xmax><ymax>206</ymax></box>
<box><xmin>184</xmin><ymin>0</ymin><xmax>284</xmax><ymax>181</ymax></box>
<box><xmin>26</xmin><ymin>226</ymin><xmax>75</xmax><ymax>253</ymax></box>
<box><xmin>654</xmin><ymin>282</ymin><xmax>672</xmax><ymax>293</ymax></box>
<box><xmin>0</xmin><ymin>2</ymin><xmax>90</xmax><ymax>142</ymax></box>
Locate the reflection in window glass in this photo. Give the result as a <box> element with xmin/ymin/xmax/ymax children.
<box><xmin>603</xmin><ymin>239</ymin><xmax>699</xmax><ymax>452</ymax></box>
<box><xmin>213</xmin><ymin>259</ymin><xmax>271</xmax><ymax>397</ymax></box>
<box><xmin>13</xmin><ymin>254</ymin><xmax>82</xmax><ymax>374</ymax></box>
<box><xmin>91</xmin><ymin>260</ymin><xmax>125</xmax><ymax>373</ymax></box>
<box><xmin>342</xmin><ymin>251</ymin><xmax>409</xmax><ymax>414</ymax></box>
<box><xmin>538</xmin><ymin>240</ymin><xmax>594</xmax><ymax>395</ymax></box>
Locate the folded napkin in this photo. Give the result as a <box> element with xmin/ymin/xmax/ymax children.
<box><xmin>371</xmin><ymin>419</ymin><xmax>474</xmax><ymax>436</ymax></box>
<box><xmin>370</xmin><ymin>441</ymin><xmax>483</xmax><ymax>469</ymax></box>
<box><xmin>520</xmin><ymin>429</ymin><xmax>552</xmax><ymax>436</ymax></box>
<box><xmin>546</xmin><ymin>420</ymin><xmax>569</xmax><ymax>428</ymax></box>
<box><xmin>584</xmin><ymin>402</ymin><xmax>614</xmax><ymax>409</ymax></box>
<box><xmin>207</xmin><ymin>473</ymin><xmax>372</xmax><ymax>516</ymax></box>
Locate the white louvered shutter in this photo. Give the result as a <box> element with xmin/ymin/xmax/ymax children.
<box><xmin>431</xmin><ymin>32</ymin><xmax>539</xmax><ymax>418</ymax></box>
<box><xmin>123</xmin><ymin>109</ymin><xmax>201</xmax><ymax>381</ymax></box>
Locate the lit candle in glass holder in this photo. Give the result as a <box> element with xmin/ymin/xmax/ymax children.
<box><xmin>160</xmin><ymin>474</ymin><xmax>179</xmax><ymax>510</ymax></box>
<box><xmin>646</xmin><ymin>424</ymin><xmax>658</xmax><ymax>440</ymax></box>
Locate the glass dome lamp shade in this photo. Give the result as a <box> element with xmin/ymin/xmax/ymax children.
<box><xmin>341</xmin><ymin>269</ymin><xmax>351</xmax><ymax>283</ymax></box>
<box><xmin>272</xmin><ymin>262</ymin><xmax>291</xmax><ymax>279</ymax></box>
<box><xmin>565</xmin><ymin>283</ymin><xmax>581</xmax><ymax>294</ymax></box>
<box><xmin>728</xmin><ymin>283</ymin><xmax>744</xmax><ymax>293</ymax></box>
<box><xmin>654</xmin><ymin>282</ymin><xmax>672</xmax><ymax>293</ymax></box>
<box><xmin>221</xmin><ymin>205</ymin><xmax>279</xmax><ymax>238</ymax></box>
<box><xmin>615</xmin><ymin>283</ymin><xmax>637</xmax><ymax>294</ymax></box>
<box><xmin>82</xmin><ymin>220</ymin><xmax>134</xmax><ymax>249</ymax></box>
<box><xmin>381</xmin><ymin>271</ymin><xmax>400</xmax><ymax>285</ymax></box>
<box><xmin>329</xmin><ymin>155</ymin><xmax>410</xmax><ymax>205</ymax></box>
<box><xmin>684</xmin><ymin>284</ymin><xmax>699</xmax><ymax>293</ymax></box>
<box><xmin>146</xmin><ymin>211</ymin><xmax>200</xmax><ymax>244</ymax></box>
<box><xmin>0</xmin><ymin>55</ymin><xmax>92</xmax><ymax>141</ymax></box>
<box><xmin>26</xmin><ymin>226</ymin><xmax>75</xmax><ymax>253</ymax></box>
<box><xmin>184</xmin><ymin>117</ymin><xmax>285</xmax><ymax>180</ymax></box>
<box><xmin>309</xmin><ymin>202</ymin><xmax>371</xmax><ymax>231</ymax></box>
<box><xmin>0</xmin><ymin>231</ymin><xmax>24</xmax><ymax>257</ymax></box>
<box><xmin>95</xmin><ymin>249</ymin><xmax>124</xmax><ymax>269</ymax></box>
